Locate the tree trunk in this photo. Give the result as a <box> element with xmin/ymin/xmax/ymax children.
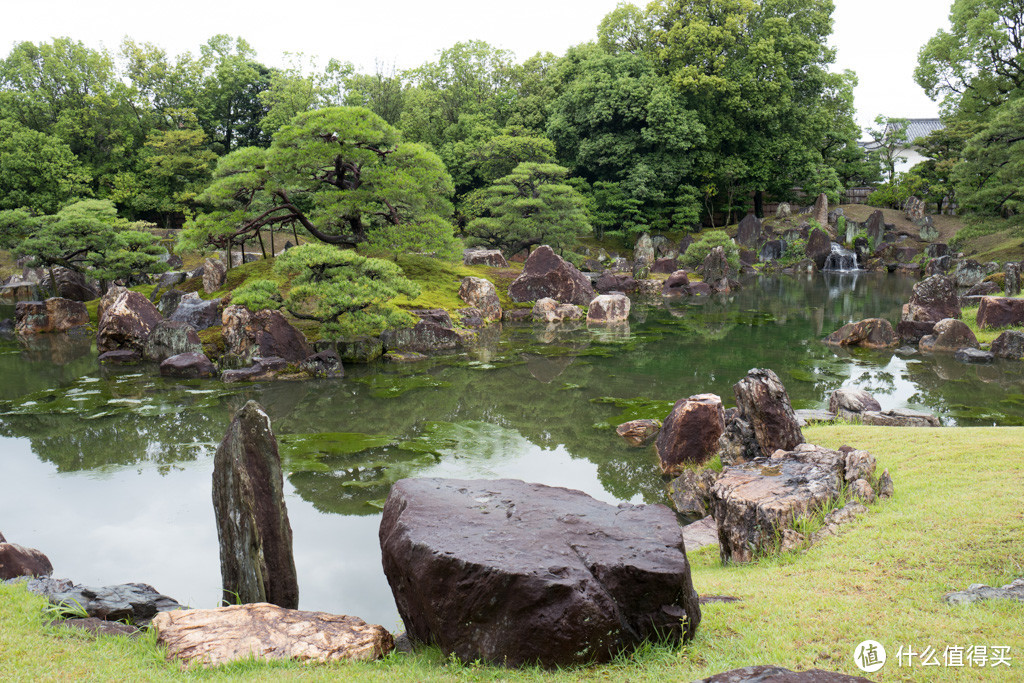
<box><xmin>754</xmin><ymin>190</ymin><xmax>764</xmax><ymax>219</ymax></box>
<box><xmin>270</xmin><ymin>229</ymin><xmax>276</xmax><ymax>258</ymax></box>
<box><xmin>257</xmin><ymin>229</ymin><xmax>267</xmax><ymax>259</ymax></box>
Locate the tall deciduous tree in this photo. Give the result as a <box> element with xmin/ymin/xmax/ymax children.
<box><xmin>952</xmin><ymin>98</ymin><xmax>1024</xmax><ymax>215</ymax></box>
<box><xmin>0</xmin><ymin>118</ymin><xmax>91</xmax><ymax>213</ymax></box>
<box><xmin>466</xmin><ymin>162</ymin><xmax>591</xmax><ymax>255</ymax></box>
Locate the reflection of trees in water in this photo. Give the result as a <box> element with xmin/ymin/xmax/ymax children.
<box><xmin>903</xmin><ymin>355</ymin><xmax>1024</xmax><ymax>425</ymax></box>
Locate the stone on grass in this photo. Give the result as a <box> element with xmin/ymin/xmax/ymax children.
<box><xmin>919</xmin><ymin>318</ymin><xmax>977</xmax><ymax>353</ymax></box>
<box><xmin>379</xmin><ymin>478</ymin><xmax>701</xmax><ymax>667</ymax></box>
<box><xmin>943</xmin><ymin>578</ymin><xmax>1024</xmax><ymax>606</ymax></box>
<box><xmin>655</xmin><ymin>393</ymin><xmax>725</xmax><ymax>474</ymax></box>
<box><xmin>794</xmin><ymin>409</ymin><xmax>837</xmax><ymax>427</ymax></box>
<box><xmin>508</xmin><ymin>245</ymin><xmax>595</xmax><ymax>305</ymax></box>
<box><xmin>0</xmin><ymin>542</ymin><xmax>53</xmax><ymax>579</ymax></box>
<box><xmin>733</xmin><ymin>369</ymin><xmax>804</xmax><ymax>457</ymax></box>
<box><xmin>212</xmin><ymin>401</ymin><xmax>298</xmax><ymax>609</ymax></box>
<box><xmin>160</xmin><ymin>352</ymin><xmax>217</xmax><ymax>379</ymax></box>
<box><xmin>615</xmin><ymin>419</ymin><xmax>661</xmax><ymax>447</ymax></box>
<box><xmin>463</xmin><ymin>248</ymin><xmax>508</xmax><ymax>268</ymax></box>
<box><xmin>877</xmin><ymin>469</ymin><xmax>894</xmax><ymax>498</ymax></box>
<box><xmin>694</xmin><ymin>665</ymin><xmax>872</xmax><ymax>682</ymax></box>
<box><xmin>14</xmin><ymin>298</ymin><xmax>89</xmax><ymax>334</ymax></box>
<box><xmin>667</xmin><ymin>469</ymin><xmax>718</xmax><ymax>519</ymax></box>
<box><xmin>152</xmin><ymin>603</ymin><xmax>393</xmax><ymax>666</ymax></box>
<box><xmin>680</xmin><ymin>516</ymin><xmax>719</xmax><ymax>552</ymax></box>
<box><xmin>823</xmin><ymin>318</ymin><xmax>897</xmax><ymax>349</ymax></box>
<box><xmin>586</xmin><ymin>293</ymin><xmax>630</xmax><ymax>324</ymax></box>
<box><xmin>27</xmin><ymin>578</ymin><xmax>184</xmax><ymax>626</ymax></box>
<box><xmin>717</xmin><ymin>409</ymin><xmax>760</xmax><ymax>465</ymax></box>
<box><xmin>458</xmin><ymin>277</ymin><xmax>501</xmax><ymax>321</ymax></box>
<box><xmin>203</xmin><ymin>258</ymin><xmax>227</xmax><ymax>294</ymax></box>
<box><xmin>711</xmin><ymin>444</ymin><xmax>844</xmax><ymax>563</ymax></box>
<box><xmin>51</xmin><ymin>617</ymin><xmax>141</xmax><ymax>639</ymax></box>
<box><xmin>850</xmin><ymin>478</ymin><xmax>876</xmax><ymax>504</ymax></box>
<box><xmin>976</xmin><ymin>296</ymin><xmax>1024</xmax><ymax>329</ymax></box>
<box><xmin>992</xmin><ymin>330</ymin><xmax>1024</xmax><ymax>360</ymax></box>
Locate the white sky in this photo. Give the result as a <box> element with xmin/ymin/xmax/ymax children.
<box><xmin>3</xmin><ymin>0</ymin><xmax>950</xmax><ymax>134</ymax></box>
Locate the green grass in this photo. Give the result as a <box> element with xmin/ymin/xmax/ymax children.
<box><xmin>391</xmin><ymin>253</ymin><xmax>526</xmax><ymax>313</ymax></box>
<box><xmin>960</xmin><ymin>301</ymin><xmax>1024</xmax><ymax>345</ymax></box>
<box><xmin>3</xmin><ymin>425</ymin><xmax>1022</xmax><ymax>680</ymax></box>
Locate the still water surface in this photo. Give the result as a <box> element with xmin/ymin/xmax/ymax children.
<box><xmin>2</xmin><ymin>273</ymin><xmax>1023</xmax><ymax>628</ymax></box>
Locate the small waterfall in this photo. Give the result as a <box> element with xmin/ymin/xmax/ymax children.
<box><xmin>822</xmin><ymin>242</ymin><xmax>859</xmax><ymax>272</ymax></box>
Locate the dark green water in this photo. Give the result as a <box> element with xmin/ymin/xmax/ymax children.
<box><xmin>2</xmin><ymin>272</ymin><xmax>1023</xmax><ymax>627</ymax></box>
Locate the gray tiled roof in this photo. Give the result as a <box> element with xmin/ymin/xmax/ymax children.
<box><xmin>903</xmin><ymin>118</ymin><xmax>944</xmax><ymax>142</ymax></box>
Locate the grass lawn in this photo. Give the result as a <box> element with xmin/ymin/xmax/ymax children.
<box><xmin>2</xmin><ymin>425</ymin><xmax>1022</xmax><ymax>681</ymax></box>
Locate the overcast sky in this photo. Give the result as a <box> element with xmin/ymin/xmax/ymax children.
<box><xmin>4</xmin><ymin>0</ymin><xmax>951</xmax><ymax>135</ymax></box>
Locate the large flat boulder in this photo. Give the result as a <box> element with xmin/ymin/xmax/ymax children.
<box><xmin>695</xmin><ymin>665</ymin><xmax>872</xmax><ymax>682</ymax></box>
<box><xmin>823</xmin><ymin>318</ymin><xmax>897</xmax><ymax>349</ymax></box>
<box><xmin>508</xmin><ymin>245</ymin><xmax>595</xmax><ymax>305</ymax></box>
<box><xmin>160</xmin><ymin>352</ymin><xmax>217</xmax><ymax>379</ymax></box>
<box><xmin>655</xmin><ymin>394</ymin><xmax>725</xmax><ymax>474</ymax></box>
<box><xmin>222</xmin><ymin>306</ymin><xmax>311</xmax><ymax>363</ymax></box>
<box><xmin>14</xmin><ymin>298</ymin><xmax>88</xmax><ymax>334</ymax></box>
<box><xmin>711</xmin><ymin>444</ymin><xmax>845</xmax><ymax>563</ymax></box>
<box><xmin>858</xmin><ymin>409</ymin><xmax>940</xmax><ymax>427</ymax></box>
<box><xmin>381</xmin><ymin>320</ymin><xmax>466</xmax><ymax>353</ymax></box>
<box><xmin>152</xmin><ymin>603</ymin><xmax>393</xmax><ymax>666</ymax></box>
<box><xmin>96</xmin><ymin>290</ymin><xmax>164</xmax><ymax>354</ymax></box>
<box><xmin>379</xmin><ymin>478</ymin><xmax>701</xmax><ymax>667</ymax></box>
<box><xmin>463</xmin><ymin>248</ymin><xmax>508</xmax><ymax>268</ymax></box>
<box><xmin>976</xmin><ymin>296</ymin><xmax>1024</xmax><ymax>329</ymax></box>
<box><xmin>828</xmin><ymin>388</ymin><xmax>881</xmax><ymax>419</ymax></box>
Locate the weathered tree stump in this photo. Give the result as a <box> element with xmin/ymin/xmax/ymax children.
<box><xmin>212</xmin><ymin>401</ymin><xmax>298</xmax><ymax>609</ymax></box>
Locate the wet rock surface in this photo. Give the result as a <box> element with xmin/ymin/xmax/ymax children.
<box><xmin>160</xmin><ymin>352</ymin><xmax>217</xmax><ymax>379</ymax></box>
<box><xmin>143</xmin><ymin>320</ymin><xmax>202</xmax><ymax>362</ymax></box>
<box><xmin>656</xmin><ymin>393</ymin><xmax>725</xmax><ymax>474</ymax></box>
<box><xmin>823</xmin><ymin>318</ymin><xmax>897</xmax><ymax>349</ymax></box>
<box><xmin>733</xmin><ymin>369</ymin><xmax>804</xmax><ymax>457</ymax></box>
<box><xmin>14</xmin><ymin>298</ymin><xmax>89</xmax><ymax>334</ymax></box>
<box><xmin>222</xmin><ymin>306</ymin><xmax>311</xmax><ymax>363</ymax></box>
<box><xmin>0</xmin><ymin>542</ymin><xmax>53</xmax><ymax>579</ymax></box>
<box><xmin>19</xmin><ymin>577</ymin><xmax>184</xmax><ymax>626</ymax></box>
<box><xmin>382</xmin><ymin>320</ymin><xmax>466</xmax><ymax>353</ymax></box>
<box><xmin>168</xmin><ymin>294</ymin><xmax>222</xmax><ymax>331</ymax></box>
<box><xmin>202</xmin><ymin>258</ymin><xmax>227</xmax><ymax>294</ymax></box>
<box><xmin>213</xmin><ymin>401</ymin><xmax>298</xmax><ymax>609</ymax></box>
<box><xmin>615</xmin><ymin>419</ymin><xmax>661</xmax><ymax>447</ymax></box>
<box><xmin>379</xmin><ymin>478</ymin><xmax>701</xmax><ymax>667</ymax></box>
<box><xmin>901</xmin><ymin>274</ymin><xmax>960</xmax><ymax>323</ymax></box>
<box><xmin>919</xmin><ymin>318</ymin><xmax>978</xmax><ymax>353</ymax></box>
<box><xmin>152</xmin><ymin>603</ymin><xmax>394</xmax><ymax>666</ymax></box>
<box><xmin>96</xmin><ymin>290</ymin><xmax>163</xmax><ymax>354</ymax></box>
<box><xmin>586</xmin><ymin>293</ymin><xmax>630</xmax><ymax>324</ymax></box>
<box><xmin>508</xmin><ymin>246</ymin><xmax>595</xmax><ymax>305</ymax></box>
<box><xmin>458</xmin><ymin>277</ymin><xmax>501</xmax><ymax>321</ymax></box>
<box><xmin>992</xmin><ymin>330</ymin><xmax>1024</xmax><ymax>359</ymax></box>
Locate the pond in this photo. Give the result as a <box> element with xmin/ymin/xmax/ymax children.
<box><xmin>2</xmin><ymin>272</ymin><xmax>1023</xmax><ymax>629</ymax></box>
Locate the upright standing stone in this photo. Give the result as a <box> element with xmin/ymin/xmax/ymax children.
<box><xmin>655</xmin><ymin>394</ymin><xmax>725</xmax><ymax>474</ymax></box>
<box><xmin>508</xmin><ymin>246</ymin><xmax>595</xmax><ymax>305</ymax></box>
<box><xmin>1005</xmin><ymin>263</ymin><xmax>1021</xmax><ymax>297</ymax></box>
<box><xmin>733</xmin><ymin>369</ymin><xmax>804</xmax><ymax>457</ymax></box>
<box><xmin>865</xmin><ymin>210</ymin><xmax>885</xmax><ymax>249</ymax></box>
<box><xmin>736</xmin><ymin>214</ymin><xmax>762</xmax><ymax>248</ymax></box>
<box><xmin>633</xmin><ymin>233</ymin><xmax>655</xmax><ymax>278</ymax></box>
<box><xmin>812</xmin><ymin>193</ymin><xmax>829</xmax><ymax>230</ymax></box>
<box><xmin>212</xmin><ymin>401</ymin><xmax>298</xmax><ymax>609</ymax></box>
<box><xmin>203</xmin><ymin>258</ymin><xmax>227</xmax><ymax>294</ymax></box>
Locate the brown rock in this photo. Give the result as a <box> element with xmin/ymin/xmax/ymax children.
<box><xmin>812</xmin><ymin>193</ymin><xmax>829</xmax><ymax>231</ymax></box>
<box><xmin>655</xmin><ymin>394</ymin><xmax>725</xmax><ymax>474</ymax></box>
<box><xmin>615</xmin><ymin>419</ymin><xmax>661</xmax><ymax>447</ymax></box>
<box><xmin>160</xmin><ymin>352</ymin><xmax>217</xmax><ymax>379</ymax></box>
<box><xmin>40</xmin><ymin>266</ymin><xmax>98</xmax><ymax>302</ymax></box>
<box><xmin>595</xmin><ymin>270</ymin><xmax>637</xmax><ymax>294</ymax></box>
<box><xmin>992</xmin><ymin>330</ymin><xmax>1024</xmax><ymax>360</ymax></box>
<box><xmin>203</xmin><ymin>258</ymin><xmax>227</xmax><ymax>294</ymax></box>
<box><xmin>919</xmin><ymin>318</ymin><xmax>977</xmax><ymax>353</ymax></box>
<box><xmin>662</xmin><ymin>270</ymin><xmax>692</xmax><ymax>297</ymax></box>
<box><xmin>457</xmin><ymin>277</ymin><xmax>501</xmax><ymax>321</ymax></box>
<box><xmin>14</xmin><ymin>298</ymin><xmax>89</xmax><ymax>334</ymax></box>
<box><xmin>976</xmin><ymin>296</ymin><xmax>1024</xmax><ymax>329</ymax></box>
<box><xmin>823</xmin><ymin>318</ymin><xmax>897</xmax><ymax>349</ymax></box>
<box><xmin>379</xmin><ymin>478</ymin><xmax>701</xmax><ymax>667</ymax></box>
<box><xmin>586</xmin><ymin>293</ymin><xmax>630</xmax><ymax>324</ymax></box>
<box><xmin>212</xmin><ymin>401</ymin><xmax>298</xmax><ymax>609</ymax></box>
<box><xmin>96</xmin><ymin>290</ymin><xmax>164</xmax><ymax>354</ymax></box>
<box><xmin>222</xmin><ymin>306</ymin><xmax>311</xmax><ymax>363</ymax></box>
<box><xmin>152</xmin><ymin>603</ymin><xmax>393</xmax><ymax>666</ymax></box>
<box><xmin>851</xmin><ymin>478</ymin><xmax>876</xmax><ymax>504</ymax></box>
<box><xmin>651</xmin><ymin>256</ymin><xmax>680</xmax><ymax>274</ymax></box>
<box><xmin>51</xmin><ymin>617</ymin><xmax>141</xmax><ymax>639</ymax></box>
<box><xmin>878</xmin><ymin>469</ymin><xmax>894</xmax><ymax>498</ymax></box>
<box><xmin>901</xmin><ymin>274</ymin><xmax>960</xmax><ymax>323</ymax></box>
<box><xmin>0</xmin><ymin>542</ymin><xmax>53</xmax><ymax>579</ymax></box>
<box><xmin>508</xmin><ymin>245</ymin><xmax>595</xmax><ymax>305</ymax></box>
<box><xmin>896</xmin><ymin>319</ymin><xmax>936</xmax><ymax>344</ymax></box>
<box><xmin>711</xmin><ymin>444</ymin><xmax>844</xmax><ymax>563</ymax></box>
<box><xmin>699</xmin><ymin>246</ymin><xmax>731</xmax><ymax>283</ymax></box>
<box><xmin>804</xmin><ymin>228</ymin><xmax>832</xmax><ymax>270</ymax></box>
<box><xmin>667</xmin><ymin>469</ymin><xmax>718</xmax><ymax>519</ymax></box>
<box><xmin>733</xmin><ymin>369</ymin><xmax>804</xmax><ymax>457</ymax></box>
<box><xmin>220</xmin><ymin>357</ymin><xmax>291</xmax><ymax>383</ymax></box>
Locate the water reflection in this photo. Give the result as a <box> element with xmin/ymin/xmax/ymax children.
<box><xmin>3</xmin><ymin>273</ymin><xmax>1024</xmax><ymax>625</ymax></box>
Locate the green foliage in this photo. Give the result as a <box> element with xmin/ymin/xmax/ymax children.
<box><xmin>14</xmin><ymin>199</ymin><xmax>168</xmax><ymax>284</ymax></box>
<box><xmin>234</xmin><ymin>243</ymin><xmax>420</xmax><ymax>337</ymax></box>
<box><xmin>465</xmin><ymin>162</ymin><xmax>591</xmax><ymax>255</ymax></box>
<box><xmin>866</xmin><ymin>173</ymin><xmax>927</xmax><ymax>210</ymax></box>
<box><xmin>181</xmin><ymin>106</ymin><xmax>458</xmax><ymax>257</ymax></box>
<box><xmin>953</xmin><ymin>98</ymin><xmax>1024</xmax><ymax>216</ymax></box>
<box><xmin>866</xmin><ymin>116</ymin><xmax>909</xmax><ymax>182</ymax></box>
<box><xmin>915</xmin><ymin>0</ymin><xmax>1024</xmax><ymax>115</ymax></box>
<box><xmin>682</xmin><ymin>230</ymin><xmax>741</xmax><ymax>271</ymax></box>
<box><xmin>0</xmin><ymin>118</ymin><xmax>91</xmax><ymax>213</ymax></box>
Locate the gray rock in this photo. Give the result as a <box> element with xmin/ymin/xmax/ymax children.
<box><xmin>733</xmin><ymin>369</ymin><xmax>804</xmax><ymax>457</ymax></box>
<box><xmin>531</xmin><ymin>297</ymin><xmax>584</xmax><ymax>323</ymax></box>
<box><xmin>203</xmin><ymin>258</ymin><xmax>227</xmax><ymax>294</ymax></box>
<box><xmin>991</xmin><ymin>330</ymin><xmax>1024</xmax><ymax>360</ymax></box>
<box><xmin>668</xmin><ymin>469</ymin><xmax>719</xmax><ymax>519</ymax></box>
<box><xmin>457</xmin><ymin>277</ymin><xmax>501</xmax><ymax>321</ymax></box>
<box><xmin>143</xmin><ymin>320</ymin><xmax>202</xmax><ymax>362</ymax></box>
<box><xmin>300</xmin><ymin>349</ymin><xmax>344</xmax><ymax>378</ymax></box>
<box><xmin>633</xmin><ymin>233</ymin><xmax>655</xmax><ymax>277</ymax></box>
<box><xmin>158</xmin><ymin>289</ymin><xmax>187</xmax><ymax>318</ymax></box>
<box><xmin>212</xmin><ymin>401</ymin><xmax>298</xmax><ymax>609</ymax></box>
<box><xmin>462</xmin><ymin>248</ymin><xmax>508</xmax><ymax>268</ymax></box>
<box><xmin>1005</xmin><ymin>263</ymin><xmax>1021</xmax><ymax>296</ymax></box>
<box><xmin>693</xmin><ymin>665</ymin><xmax>872</xmax><ymax>682</ymax></box>
<box><xmin>736</xmin><ymin>214</ymin><xmax>762</xmax><ymax>247</ymax></box>
<box><xmin>858</xmin><ymin>409</ymin><xmax>940</xmax><ymax>427</ymax></box>
<box><xmin>334</xmin><ymin>335</ymin><xmax>385</xmax><ymax>363</ymax></box>
<box><xmin>717</xmin><ymin>409</ymin><xmax>760</xmax><ymax>465</ymax></box>
<box><xmin>828</xmin><ymin>388</ymin><xmax>881</xmax><ymax>418</ymax></box>
<box><xmin>379</xmin><ymin>477</ymin><xmax>701</xmax><ymax>667</ymax></box>
<box><xmin>382</xmin><ymin>320</ymin><xmax>466</xmax><ymax>354</ymax></box>
<box><xmin>220</xmin><ymin>357</ymin><xmax>291</xmax><ymax>383</ymax></box>
<box><xmin>168</xmin><ymin>295</ymin><xmax>222</xmax><ymax>332</ymax></box>
<box><xmin>877</xmin><ymin>469</ymin><xmax>894</xmax><ymax>498</ymax></box>
<box><xmin>944</xmin><ymin>578</ymin><xmax>1024</xmax><ymax>606</ymax></box>
<box><xmin>26</xmin><ymin>578</ymin><xmax>184</xmax><ymax>626</ymax></box>
<box><xmin>955</xmin><ymin>347</ymin><xmax>994</xmax><ymax>364</ymax></box>
<box><xmin>681</xmin><ymin>516</ymin><xmax>718</xmax><ymax>551</ymax></box>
